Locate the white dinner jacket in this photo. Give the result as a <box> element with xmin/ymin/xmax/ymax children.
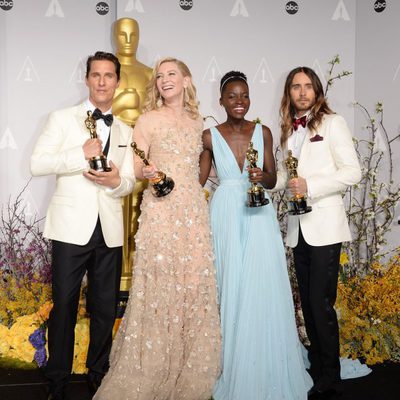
<box><xmin>31</xmin><ymin>103</ymin><xmax>135</xmax><ymax>247</ymax></box>
<box><xmin>274</xmin><ymin>114</ymin><xmax>361</xmax><ymax>248</ymax></box>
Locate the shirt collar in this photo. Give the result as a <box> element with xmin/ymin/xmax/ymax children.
<box><xmin>294</xmin><ymin>110</ymin><xmax>311</xmax><ymax>120</ymax></box>
<box><xmin>85</xmin><ymin>99</ymin><xmax>112</xmax><ymax>115</ymax></box>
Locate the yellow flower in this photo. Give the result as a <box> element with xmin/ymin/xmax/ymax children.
<box><xmin>336</xmin><ymin>254</ymin><xmax>400</xmax><ymax>364</ymax></box>
<box><xmin>72</xmin><ymin>318</ymin><xmax>90</xmax><ymax>374</ymax></box>
<box><xmin>6</xmin><ymin>313</ymin><xmax>41</xmax><ymax>363</ymax></box>
<box><xmin>36</xmin><ymin>301</ymin><xmax>53</xmax><ymax>323</ymax></box>
<box><xmin>340</xmin><ymin>252</ymin><xmax>349</xmax><ymax>266</ymax></box>
<box><xmin>0</xmin><ymin>279</ymin><xmax>51</xmax><ymax>327</ymax></box>
<box><xmin>0</xmin><ymin>324</ymin><xmax>11</xmax><ymax>357</ymax></box>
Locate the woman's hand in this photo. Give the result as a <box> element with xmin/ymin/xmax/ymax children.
<box><xmin>142</xmin><ymin>162</ymin><xmax>158</xmax><ymax>179</ymax></box>
<box><xmin>247</xmin><ymin>167</ymin><xmax>263</xmax><ymax>184</ymax></box>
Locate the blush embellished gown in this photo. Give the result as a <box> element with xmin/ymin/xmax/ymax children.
<box><xmin>94</xmin><ymin>108</ymin><xmax>221</xmax><ymax>400</ymax></box>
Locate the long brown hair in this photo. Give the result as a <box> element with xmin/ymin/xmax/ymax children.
<box><xmin>142</xmin><ymin>57</ymin><xmax>200</xmax><ymax>119</ymax></box>
<box><xmin>279</xmin><ymin>67</ymin><xmax>333</xmax><ymax>147</ymax></box>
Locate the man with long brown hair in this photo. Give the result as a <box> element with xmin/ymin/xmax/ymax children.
<box><xmin>275</xmin><ymin>67</ymin><xmax>361</xmax><ymax>399</ymax></box>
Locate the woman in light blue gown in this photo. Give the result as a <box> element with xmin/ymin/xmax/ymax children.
<box><xmin>200</xmin><ymin>71</ymin><xmax>312</xmax><ymax>400</ymax></box>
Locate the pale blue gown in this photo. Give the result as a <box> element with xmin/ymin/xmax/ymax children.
<box><xmin>210</xmin><ymin>124</ymin><xmax>313</xmax><ymax>400</ymax></box>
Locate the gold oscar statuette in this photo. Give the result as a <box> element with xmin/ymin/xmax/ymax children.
<box><xmin>112</xmin><ymin>18</ymin><xmax>152</xmax><ymax>126</ymax></box>
<box><xmin>131</xmin><ymin>142</ymin><xmax>175</xmax><ymax>197</ymax></box>
<box><xmin>285</xmin><ymin>150</ymin><xmax>312</xmax><ymax>215</ymax></box>
<box><xmin>245</xmin><ymin>141</ymin><xmax>269</xmax><ymax>207</ymax></box>
<box><xmin>84</xmin><ymin>111</ymin><xmax>111</xmax><ymax>172</ymax></box>
<box><xmin>112</xmin><ymin>17</ymin><xmax>153</xmax><ymax>295</ymax></box>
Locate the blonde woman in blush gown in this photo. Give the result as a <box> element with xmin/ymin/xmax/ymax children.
<box><xmin>94</xmin><ymin>57</ymin><xmax>221</xmax><ymax>400</ymax></box>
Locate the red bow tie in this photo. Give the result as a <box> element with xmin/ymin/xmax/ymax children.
<box><xmin>293</xmin><ymin>115</ymin><xmax>307</xmax><ymax>131</ymax></box>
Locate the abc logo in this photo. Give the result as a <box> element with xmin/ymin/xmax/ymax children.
<box><xmin>374</xmin><ymin>1</ymin><xmax>386</xmax><ymax>12</ymax></box>
<box><xmin>285</xmin><ymin>1</ymin><xmax>299</xmax><ymax>15</ymax></box>
<box><xmin>179</xmin><ymin>0</ymin><xmax>193</xmax><ymax>11</ymax></box>
<box><xmin>96</xmin><ymin>2</ymin><xmax>109</xmax><ymax>15</ymax></box>
<box><xmin>0</xmin><ymin>0</ymin><xmax>13</xmax><ymax>11</ymax></box>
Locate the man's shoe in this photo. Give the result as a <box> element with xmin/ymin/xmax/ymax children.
<box><xmin>308</xmin><ymin>385</ymin><xmax>317</xmax><ymax>397</ymax></box>
<box><xmin>87</xmin><ymin>379</ymin><xmax>99</xmax><ymax>396</ymax></box>
<box><xmin>308</xmin><ymin>386</ymin><xmax>342</xmax><ymax>399</ymax></box>
<box><xmin>46</xmin><ymin>383</ymin><xmax>66</xmax><ymax>400</ymax></box>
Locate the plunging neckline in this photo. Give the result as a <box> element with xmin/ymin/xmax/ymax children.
<box><xmin>214</xmin><ymin>124</ymin><xmax>258</xmax><ymax>174</ymax></box>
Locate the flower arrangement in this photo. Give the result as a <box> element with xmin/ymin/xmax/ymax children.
<box><xmin>321</xmin><ymin>57</ymin><xmax>399</xmax><ymax>363</ymax></box>
<box><xmin>0</xmin><ymin>303</ymin><xmax>90</xmax><ymax>374</ymax></box>
<box><xmin>323</xmin><ymin>56</ymin><xmax>400</xmax><ymax>364</ymax></box>
<box><xmin>0</xmin><ymin>182</ymin><xmax>52</xmax><ymax>364</ymax></box>
<box><xmin>0</xmin><ymin>181</ymin><xmax>52</xmax><ymax>328</ymax></box>
<box><xmin>0</xmin><ymin>183</ymin><xmax>90</xmax><ymax>373</ymax></box>
<box><xmin>336</xmin><ymin>253</ymin><xmax>400</xmax><ymax>364</ymax></box>
<box><xmin>343</xmin><ymin>102</ymin><xmax>400</xmax><ymax>276</ymax></box>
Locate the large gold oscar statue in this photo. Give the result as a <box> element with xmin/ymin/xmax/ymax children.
<box><xmin>112</xmin><ymin>18</ymin><xmax>152</xmax><ymax>294</ymax></box>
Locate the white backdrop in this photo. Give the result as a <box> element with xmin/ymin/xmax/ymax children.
<box><xmin>1</xmin><ymin>0</ymin><xmax>399</xmax><ymax>242</ymax></box>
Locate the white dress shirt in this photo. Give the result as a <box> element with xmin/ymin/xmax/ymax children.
<box><xmin>287</xmin><ymin>112</ymin><xmax>312</xmax><ymax>197</ymax></box>
<box><xmin>287</xmin><ymin>112</ymin><xmax>310</xmax><ymax>159</ymax></box>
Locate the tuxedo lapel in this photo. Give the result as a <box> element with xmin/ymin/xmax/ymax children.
<box><xmin>107</xmin><ymin>121</ymin><xmax>120</xmax><ymax>160</ymax></box>
<box><xmin>297</xmin><ymin>118</ymin><xmax>328</xmax><ymax>173</ymax></box>
<box><xmin>298</xmin><ymin>134</ymin><xmax>310</xmax><ymax>173</ymax></box>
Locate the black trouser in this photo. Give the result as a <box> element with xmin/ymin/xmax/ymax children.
<box><xmin>293</xmin><ymin>227</ymin><xmax>341</xmax><ymax>387</ymax></box>
<box><xmin>45</xmin><ymin>219</ymin><xmax>122</xmax><ymax>392</ymax></box>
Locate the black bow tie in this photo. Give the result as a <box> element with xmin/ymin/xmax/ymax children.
<box><xmin>92</xmin><ymin>108</ymin><xmax>113</xmax><ymax>127</ymax></box>
<box><xmin>292</xmin><ymin>115</ymin><xmax>307</xmax><ymax>131</ymax></box>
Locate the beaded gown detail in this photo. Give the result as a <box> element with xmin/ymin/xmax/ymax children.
<box><xmin>210</xmin><ymin>124</ymin><xmax>312</xmax><ymax>400</ymax></box>
<box><xmin>94</xmin><ymin>109</ymin><xmax>221</xmax><ymax>400</ymax></box>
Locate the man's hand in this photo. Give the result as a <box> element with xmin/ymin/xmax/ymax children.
<box><xmin>288</xmin><ymin>177</ymin><xmax>308</xmax><ymax>197</ymax></box>
<box><xmin>83</xmin><ymin>160</ymin><xmax>121</xmax><ymax>189</ymax></box>
<box><xmin>83</xmin><ymin>138</ymin><xmax>103</xmax><ymax>160</ymax></box>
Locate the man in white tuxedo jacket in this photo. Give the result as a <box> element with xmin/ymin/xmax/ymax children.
<box><xmin>31</xmin><ymin>51</ymin><xmax>135</xmax><ymax>400</ymax></box>
<box><xmin>275</xmin><ymin>67</ymin><xmax>361</xmax><ymax>399</ymax></box>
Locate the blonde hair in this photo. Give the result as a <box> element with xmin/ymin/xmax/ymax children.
<box><xmin>279</xmin><ymin>67</ymin><xmax>334</xmax><ymax>147</ymax></box>
<box><xmin>142</xmin><ymin>57</ymin><xmax>200</xmax><ymax>119</ymax></box>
